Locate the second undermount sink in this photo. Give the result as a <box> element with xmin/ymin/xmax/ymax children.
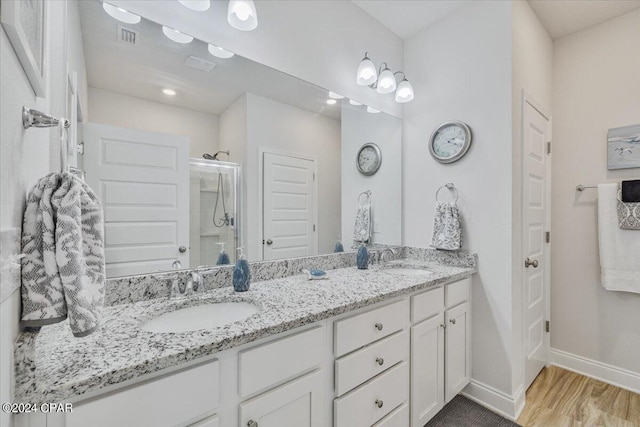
<box><xmin>141</xmin><ymin>302</ymin><xmax>259</xmax><ymax>333</ymax></box>
<box><xmin>382</xmin><ymin>267</ymin><xmax>434</xmax><ymax>277</ymax></box>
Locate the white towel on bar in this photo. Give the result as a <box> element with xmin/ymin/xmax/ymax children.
<box><xmin>598</xmin><ymin>184</ymin><xmax>640</xmax><ymax>294</ymax></box>
<box><xmin>21</xmin><ymin>172</ymin><xmax>106</xmax><ymax>336</ymax></box>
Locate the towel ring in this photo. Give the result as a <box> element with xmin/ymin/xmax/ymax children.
<box><xmin>358</xmin><ymin>190</ymin><xmax>372</xmax><ymax>205</ymax></box>
<box><xmin>435</xmin><ymin>183</ymin><xmax>459</xmax><ymax>203</ymax></box>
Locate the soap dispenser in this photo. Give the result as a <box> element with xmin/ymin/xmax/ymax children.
<box><xmin>356</xmin><ymin>243</ymin><xmax>369</xmax><ymax>270</ymax></box>
<box><xmin>334</xmin><ymin>234</ymin><xmax>344</xmax><ymax>253</ymax></box>
<box><xmin>216</xmin><ymin>242</ymin><xmax>230</xmax><ymax>265</ymax></box>
<box><xmin>233</xmin><ymin>247</ymin><xmax>251</xmax><ymax>292</ymax></box>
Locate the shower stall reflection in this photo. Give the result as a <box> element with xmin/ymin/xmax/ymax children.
<box><xmin>189</xmin><ymin>158</ymin><xmax>241</xmax><ymax>267</ymax></box>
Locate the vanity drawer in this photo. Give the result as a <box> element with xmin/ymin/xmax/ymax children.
<box><xmin>239</xmin><ymin>325</ymin><xmax>324</xmax><ymax>397</ymax></box>
<box><xmin>334</xmin><ymin>361</ymin><xmax>409</xmax><ymax>427</ymax></box>
<box><xmin>411</xmin><ymin>286</ymin><xmax>444</xmax><ymax>323</ymax></box>
<box><xmin>335</xmin><ymin>330</ymin><xmax>408</xmax><ymax>397</ymax></box>
<box><xmin>446</xmin><ymin>277</ymin><xmax>470</xmax><ymax>308</ymax></box>
<box><xmin>372</xmin><ymin>403</ymin><xmax>409</xmax><ymax>427</ymax></box>
<box><xmin>334</xmin><ymin>299</ymin><xmax>409</xmax><ymax>357</ymax></box>
<box><xmin>68</xmin><ymin>359</ymin><xmax>219</xmax><ymax>427</ymax></box>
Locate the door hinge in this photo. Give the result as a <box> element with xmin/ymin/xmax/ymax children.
<box><xmin>313</xmin><ymin>172</ymin><xmax>316</xmax><ymax>181</ymax></box>
<box><xmin>547</xmin><ymin>141</ymin><xmax>551</xmax><ymax>154</ymax></box>
<box><xmin>76</xmin><ymin>142</ymin><xmax>84</xmax><ymax>155</ymax></box>
<box><xmin>313</xmin><ymin>224</ymin><xmax>316</xmax><ymax>232</ymax></box>
<box><xmin>545</xmin><ymin>231</ymin><xmax>550</xmax><ymax>243</ymax></box>
<box><xmin>545</xmin><ymin>320</ymin><xmax>550</xmax><ymax>333</ymax></box>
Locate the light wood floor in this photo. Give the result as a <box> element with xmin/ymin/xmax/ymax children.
<box><xmin>518</xmin><ymin>366</ymin><xmax>640</xmax><ymax>427</ymax></box>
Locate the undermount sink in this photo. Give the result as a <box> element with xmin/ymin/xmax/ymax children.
<box><xmin>141</xmin><ymin>302</ymin><xmax>259</xmax><ymax>333</ymax></box>
<box><xmin>382</xmin><ymin>267</ymin><xmax>434</xmax><ymax>277</ymax></box>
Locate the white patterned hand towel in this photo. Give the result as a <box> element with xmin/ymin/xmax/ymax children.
<box><xmin>431</xmin><ymin>201</ymin><xmax>462</xmax><ymax>251</ymax></box>
<box><xmin>617</xmin><ymin>183</ymin><xmax>640</xmax><ymax>230</ymax></box>
<box><xmin>598</xmin><ymin>184</ymin><xmax>640</xmax><ymax>294</ymax></box>
<box><xmin>21</xmin><ymin>172</ymin><xmax>106</xmax><ymax>337</ymax></box>
<box><xmin>353</xmin><ymin>201</ymin><xmax>372</xmax><ymax>244</ymax></box>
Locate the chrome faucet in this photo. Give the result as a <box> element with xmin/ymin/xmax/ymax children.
<box><xmin>170</xmin><ymin>271</ymin><xmax>203</xmax><ymax>300</ymax></box>
<box><xmin>380</xmin><ymin>248</ymin><xmax>396</xmax><ymax>263</ymax></box>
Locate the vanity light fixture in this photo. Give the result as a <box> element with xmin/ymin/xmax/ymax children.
<box><xmin>349</xmin><ymin>99</ymin><xmax>363</xmax><ymax>106</ymax></box>
<box><xmin>326</xmin><ymin>99</ymin><xmax>337</xmax><ymax>105</ymax></box>
<box><xmin>178</xmin><ymin>0</ymin><xmax>211</xmax><ymax>11</ymax></box>
<box><xmin>329</xmin><ymin>91</ymin><xmax>344</xmax><ymax>99</ymax></box>
<box><xmin>163</xmin><ymin>88</ymin><xmax>177</xmax><ymax>96</ymax></box>
<box><xmin>228</xmin><ymin>0</ymin><xmax>258</xmax><ymax>31</ymax></box>
<box><xmin>162</xmin><ymin>26</ymin><xmax>194</xmax><ymax>43</ymax></box>
<box><xmin>102</xmin><ymin>3</ymin><xmax>141</xmax><ymax>24</ymax></box>
<box><xmin>356</xmin><ymin>52</ymin><xmax>414</xmax><ymax>103</ymax></box>
<box><xmin>367</xmin><ymin>106</ymin><xmax>380</xmax><ymax>114</ymax></box>
<box><xmin>208</xmin><ymin>44</ymin><xmax>235</xmax><ymax>59</ymax></box>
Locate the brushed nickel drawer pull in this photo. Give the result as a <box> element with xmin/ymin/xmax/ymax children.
<box><xmin>376</xmin><ymin>357</ymin><xmax>384</xmax><ymax>366</ymax></box>
<box><xmin>375</xmin><ymin>399</ymin><xmax>384</xmax><ymax>408</ymax></box>
<box><xmin>374</xmin><ymin>323</ymin><xmax>383</xmax><ymax>331</ymax></box>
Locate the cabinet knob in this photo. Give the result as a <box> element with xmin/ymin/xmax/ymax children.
<box><xmin>178</xmin><ymin>246</ymin><xmax>187</xmax><ymax>253</ymax></box>
<box><xmin>266</xmin><ymin>239</ymin><xmax>273</xmax><ymax>245</ymax></box>
<box><xmin>375</xmin><ymin>357</ymin><xmax>384</xmax><ymax>366</ymax></box>
<box><xmin>375</xmin><ymin>399</ymin><xmax>384</xmax><ymax>408</ymax></box>
<box><xmin>450</xmin><ymin>318</ymin><xmax>456</xmax><ymax>325</ymax></box>
<box><xmin>524</xmin><ymin>257</ymin><xmax>539</xmax><ymax>268</ymax></box>
<box><xmin>440</xmin><ymin>323</ymin><xmax>446</xmax><ymax>329</ymax></box>
<box><xmin>247</xmin><ymin>421</ymin><xmax>258</xmax><ymax>427</ymax></box>
<box><xmin>374</xmin><ymin>323</ymin><xmax>383</xmax><ymax>331</ymax></box>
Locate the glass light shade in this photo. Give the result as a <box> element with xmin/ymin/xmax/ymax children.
<box><xmin>208</xmin><ymin>44</ymin><xmax>235</xmax><ymax>59</ymax></box>
<box><xmin>349</xmin><ymin>99</ymin><xmax>363</xmax><ymax>106</ymax></box>
<box><xmin>178</xmin><ymin>0</ymin><xmax>210</xmax><ymax>11</ymax></box>
<box><xmin>367</xmin><ymin>106</ymin><xmax>380</xmax><ymax>114</ymax></box>
<box><xmin>228</xmin><ymin>0</ymin><xmax>258</xmax><ymax>31</ymax></box>
<box><xmin>329</xmin><ymin>91</ymin><xmax>344</xmax><ymax>99</ymax></box>
<box><xmin>356</xmin><ymin>57</ymin><xmax>377</xmax><ymax>86</ymax></box>
<box><xmin>163</xmin><ymin>89</ymin><xmax>176</xmax><ymax>96</ymax></box>
<box><xmin>395</xmin><ymin>79</ymin><xmax>415</xmax><ymax>103</ymax></box>
<box><xmin>102</xmin><ymin>3</ymin><xmax>141</xmax><ymax>24</ymax></box>
<box><xmin>376</xmin><ymin>67</ymin><xmax>397</xmax><ymax>94</ymax></box>
<box><xmin>162</xmin><ymin>26</ymin><xmax>194</xmax><ymax>44</ymax></box>
<box><xmin>326</xmin><ymin>99</ymin><xmax>337</xmax><ymax>105</ymax></box>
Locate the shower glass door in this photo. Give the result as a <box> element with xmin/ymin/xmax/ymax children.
<box><xmin>189</xmin><ymin>159</ymin><xmax>241</xmax><ymax>267</ymax></box>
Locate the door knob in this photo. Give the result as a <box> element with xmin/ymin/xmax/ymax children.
<box><xmin>524</xmin><ymin>258</ymin><xmax>539</xmax><ymax>268</ymax></box>
<box><xmin>266</xmin><ymin>239</ymin><xmax>273</xmax><ymax>245</ymax></box>
<box><xmin>178</xmin><ymin>246</ymin><xmax>187</xmax><ymax>253</ymax></box>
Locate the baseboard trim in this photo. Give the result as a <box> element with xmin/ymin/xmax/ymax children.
<box><xmin>550</xmin><ymin>348</ymin><xmax>640</xmax><ymax>394</ymax></box>
<box><xmin>461</xmin><ymin>380</ymin><xmax>523</xmax><ymax>421</ymax></box>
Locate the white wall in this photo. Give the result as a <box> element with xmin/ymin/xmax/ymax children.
<box><xmin>87</xmin><ymin>87</ymin><xmax>219</xmax><ymax>158</ymax></box>
<box><xmin>511</xmin><ymin>0</ymin><xmax>553</xmax><ymax>396</ymax></box>
<box><xmin>341</xmin><ymin>103</ymin><xmax>402</xmax><ymax>248</ymax></box>
<box><xmin>551</xmin><ymin>9</ymin><xmax>640</xmax><ymax>376</ymax></box>
<box><xmin>0</xmin><ymin>1</ymin><xmax>83</xmax><ymax>425</ymax></box>
<box><xmin>108</xmin><ymin>0</ymin><xmax>404</xmax><ymax>118</ymax></box>
<box><xmin>403</xmin><ymin>0</ymin><xmax>516</xmax><ymax>404</ymax></box>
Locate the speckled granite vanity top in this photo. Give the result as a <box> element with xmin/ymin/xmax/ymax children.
<box><xmin>14</xmin><ymin>248</ymin><xmax>476</xmax><ymax>404</ymax></box>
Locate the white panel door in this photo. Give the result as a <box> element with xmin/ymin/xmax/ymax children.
<box><xmin>263</xmin><ymin>152</ymin><xmax>316</xmax><ymax>260</ymax></box>
<box><xmin>411</xmin><ymin>313</ymin><xmax>445</xmax><ymax>427</ymax></box>
<box><xmin>444</xmin><ymin>301</ymin><xmax>471</xmax><ymax>402</ymax></box>
<box><xmin>523</xmin><ymin>101</ymin><xmax>551</xmax><ymax>389</ymax></box>
<box><xmin>83</xmin><ymin>123</ymin><xmax>189</xmax><ymax>277</ymax></box>
<box><xmin>239</xmin><ymin>370</ymin><xmax>324</xmax><ymax>427</ymax></box>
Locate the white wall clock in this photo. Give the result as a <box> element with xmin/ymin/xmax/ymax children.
<box><xmin>356</xmin><ymin>143</ymin><xmax>382</xmax><ymax>175</ymax></box>
<box><xmin>429</xmin><ymin>121</ymin><xmax>472</xmax><ymax>164</ymax></box>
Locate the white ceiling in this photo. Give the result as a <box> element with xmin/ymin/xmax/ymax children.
<box><xmin>78</xmin><ymin>1</ymin><xmax>341</xmax><ymax>119</ymax></box>
<box><xmin>528</xmin><ymin>0</ymin><xmax>640</xmax><ymax>39</ymax></box>
<box><xmin>352</xmin><ymin>0</ymin><xmax>640</xmax><ymax>40</ymax></box>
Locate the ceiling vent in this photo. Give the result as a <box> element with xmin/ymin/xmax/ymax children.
<box><xmin>118</xmin><ymin>25</ymin><xmax>138</xmax><ymax>45</ymax></box>
<box><xmin>184</xmin><ymin>56</ymin><xmax>217</xmax><ymax>72</ymax></box>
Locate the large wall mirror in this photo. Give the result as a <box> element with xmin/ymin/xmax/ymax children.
<box><xmin>76</xmin><ymin>1</ymin><xmax>402</xmax><ymax>278</ymax></box>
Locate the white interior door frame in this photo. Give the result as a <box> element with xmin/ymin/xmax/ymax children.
<box><xmin>258</xmin><ymin>146</ymin><xmax>318</xmax><ymax>261</ymax></box>
<box><xmin>521</xmin><ymin>89</ymin><xmax>552</xmax><ymax>384</ymax></box>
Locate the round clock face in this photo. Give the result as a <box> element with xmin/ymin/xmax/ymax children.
<box><xmin>357</xmin><ymin>143</ymin><xmax>382</xmax><ymax>175</ymax></box>
<box><xmin>429</xmin><ymin>121</ymin><xmax>472</xmax><ymax>164</ymax></box>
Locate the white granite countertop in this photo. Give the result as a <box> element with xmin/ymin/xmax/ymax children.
<box><xmin>15</xmin><ymin>258</ymin><xmax>475</xmax><ymax>404</ymax></box>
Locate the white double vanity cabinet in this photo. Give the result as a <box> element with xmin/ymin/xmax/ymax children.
<box><xmin>24</xmin><ymin>277</ymin><xmax>471</xmax><ymax>427</ymax></box>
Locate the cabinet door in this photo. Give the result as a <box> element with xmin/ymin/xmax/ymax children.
<box><xmin>411</xmin><ymin>313</ymin><xmax>445</xmax><ymax>427</ymax></box>
<box><xmin>239</xmin><ymin>370</ymin><xmax>323</xmax><ymax>427</ymax></box>
<box><xmin>445</xmin><ymin>301</ymin><xmax>471</xmax><ymax>402</ymax></box>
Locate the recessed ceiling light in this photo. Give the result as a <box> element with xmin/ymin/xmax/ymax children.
<box><xmin>163</xmin><ymin>89</ymin><xmax>177</xmax><ymax>96</ymax></box>
<box><xmin>367</xmin><ymin>106</ymin><xmax>380</xmax><ymax>113</ymax></box>
<box><xmin>329</xmin><ymin>91</ymin><xmax>344</xmax><ymax>99</ymax></box>
<box><xmin>349</xmin><ymin>99</ymin><xmax>363</xmax><ymax>106</ymax></box>
<box><xmin>326</xmin><ymin>99</ymin><xmax>337</xmax><ymax>105</ymax></box>
<box><xmin>178</xmin><ymin>0</ymin><xmax>210</xmax><ymax>11</ymax></box>
<box><xmin>102</xmin><ymin>3</ymin><xmax>141</xmax><ymax>24</ymax></box>
<box><xmin>162</xmin><ymin>26</ymin><xmax>193</xmax><ymax>44</ymax></box>
<box><xmin>208</xmin><ymin>44</ymin><xmax>235</xmax><ymax>59</ymax></box>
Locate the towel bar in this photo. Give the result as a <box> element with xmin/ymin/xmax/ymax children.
<box><xmin>22</xmin><ymin>106</ymin><xmax>70</xmax><ymax>129</ymax></box>
<box><xmin>576</xmin><ymin>184</ymin><xmax>597</xmax><ymax>191</ymax></box>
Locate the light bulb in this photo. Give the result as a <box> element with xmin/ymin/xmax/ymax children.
<box><xmin>208</xmin><ymin>44</ymin><xmax>235</xmax><ymax>59</ymax></box>
<box><xmin>228</xmin><ymin>0</ymin><xmax>258</xmax><ymax>31</ymax></box>
<box><xmin>102</xmin><ymin>3</ymin><xmax>141</xmax><ymax>24</ymax></box>
<box><xmin>367</xmin><ymin>107</ymin><xmax>380</xmax><ymax>114</ymax></box>
<box><xmin>178</xmin><ymin>0</ymin><xmax>210</xmax><ymax>11</ymax></box>
<box><xmin>326</xmin><ymin>99</ymin><xmax>337</xmax><ymax>105</ymax></box>
<box><xmin>395</xmin><ymin>79</ymin><xmax>414</xmax><ymax>103</ymax></box>
<box><xmin>162</xmin><ymin>26</ymin><xmax>193</xmax><ymax>43</ymax></box>
<box><xmin>329</xmin><ymin>91</ymin><xmax>344</xmax><ymax>99</ymax></box>
<box><xmin>376</xmin><ymin>66</ymin><xmax>397</xmax><ymax>94</ymax></box>
<box><xmin>356</xmin><ymin>53</ymin><xmax>377</xmax><ymax>86</ymax></box>
<box><xmin>349</xmin><ymin>99</ymin><xmax>363</xmax><ymax>106</ymax></box>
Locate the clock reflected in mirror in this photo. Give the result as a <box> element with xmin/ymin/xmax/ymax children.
<box><xmin>429</xmin><ymin>121</ymin><xmax>472</xmax><ymax>164</ymax></box>
<box><xmin>357</xmin><ymin>142</ymin><xmax>382</xmax><ymax>175</ymax></box>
